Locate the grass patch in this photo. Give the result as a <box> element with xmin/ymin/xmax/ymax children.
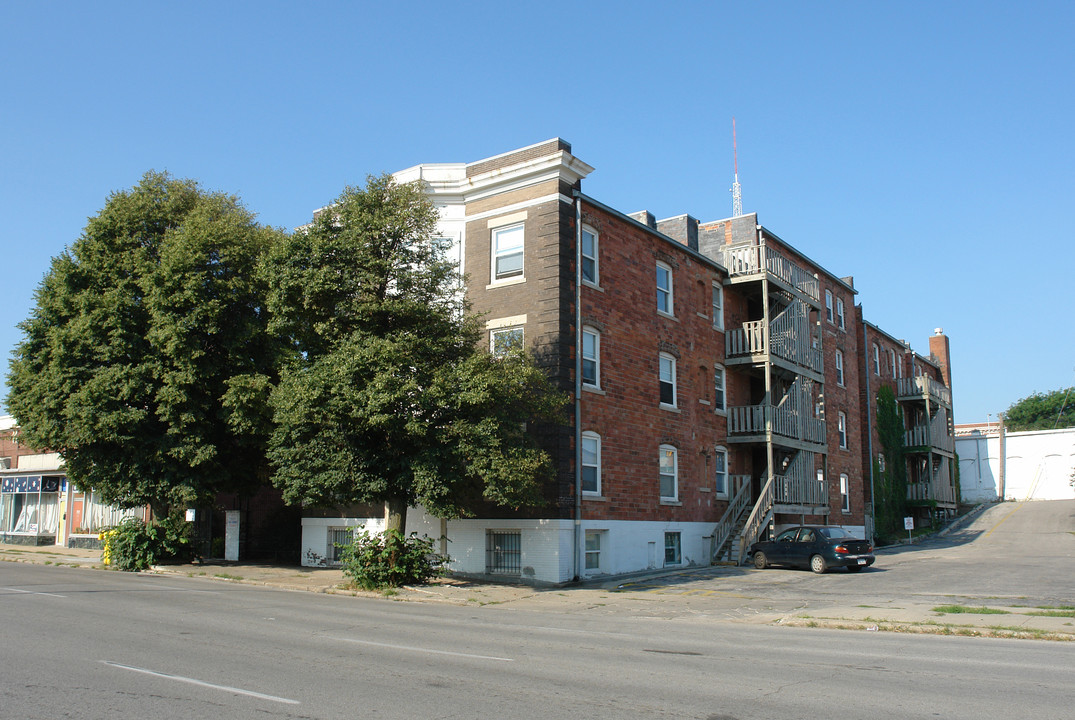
<box><xmin>1026</xmin><ymin>609</ymin><xmax>1075</xmax><ymax>618</ymax></box>
<box><xmin>932</xmin><ymin>604</ymin><xmax>1010</xmax><ymax>615</ymax></box>
<box><xmin>213</xmin><ymin>572</ymin><xmax>243</xmax><ymax>581</ymax></box>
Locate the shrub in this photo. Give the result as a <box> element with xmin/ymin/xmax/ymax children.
<box><xmin>100</xmin><ymin>513</ymin><xmax>197</xmax><ymax>571</ymax></box>
<box><xmin>338</xmin><ymin>528</ymin><xmax>447</xmax><ymax>589</ymax></box>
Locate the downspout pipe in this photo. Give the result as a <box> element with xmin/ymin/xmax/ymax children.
<box><xmin>573</xmin><ymin>192</ymin><xmax>583</xmax><ymax>581</ymax></box>
<box><xmin>862</xmin><ymin>318</ymin><xmax>876</xmax><ymax>543</ymax></box>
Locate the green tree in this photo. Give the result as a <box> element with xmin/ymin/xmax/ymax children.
<box><xmin>1004</xmin><ymin>387</ymin><xmax>1075</xmax><ymax>431</ymax></box>
<box><xmin>873</xmin><ymin>385</ymin><xmax>908</xmax><ymax>541</ymax></box>
<box><xmin>264</xmin><ymin>174</ymin><xmax>565</xmax><ymax>537</ymax></box>
<box><xmin>7</xmin><ymin>172</ymin><xmax>280</xmax><ymax>515</ymax></box>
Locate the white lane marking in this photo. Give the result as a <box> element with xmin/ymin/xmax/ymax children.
<box><xmin>337</xmin><ymin>637</ymin><xmax>514</xmax><ymax>662</ymax></box>
<box><xmin>101</xmin><ymin>661</ymin><xmax>300</xmax><ymax>705</ymax></box>
<box><xmin>1</xmin><ymin>586</ymin><xmax>66</xmax><ymax>598</ymax></box>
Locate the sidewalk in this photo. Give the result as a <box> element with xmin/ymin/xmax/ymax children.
<box><xmin>3</xmin><ymin>541</ymin><xmax>1072</xmax><ymax>640</ymax></box>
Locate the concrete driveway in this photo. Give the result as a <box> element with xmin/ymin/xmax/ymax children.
<box><xmin>568</xmin><ymin>499</ymin><xmax>1075</xmax><ymax>637</ymax></box>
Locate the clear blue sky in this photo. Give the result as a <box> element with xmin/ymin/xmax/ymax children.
<box><xmin>2</xmin><ymin>1</ymin><xmax>1073</xmax><ymax>424</ymax></box>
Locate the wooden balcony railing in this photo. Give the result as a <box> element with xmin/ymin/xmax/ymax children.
<box><xmin>718</xmin><ymin>243</ymin><xmax>820</xmax><ymax>302</ymax></box>
<box><xmin>726</xmin><ymin>308</ymin><xmax>823</xmax><ymax>375</ymax></box>
<box><xmin>905</xmin><ymin>414</ymin><xmax>955</xmax><ymax>452</ymax></box>
<box><xmin>739</xmin><ymin>475</ymin><xmax>774</xmax><ymax>565</ymax></box>
<box><xmin>728</xmin><ymin>403</ymin><xmax>826</xmax><ymax>445</ymax></box>
<box><xmin>774</xmin><ymin>473</ymin><xmax>828</xmax><ymax>507</ymax></box>
<box><xmin>907</xmin><ymin>478</ymin><xmax>957</xmax><ymax>505</ymax></box>
<box><xmin>710</xmin><ymin>476</ymin><xmax>752</xmax><ymax>562</ymax></box>
<box><xmin>897</xmin><ymin>375</ymin><xmax>952</xmax><ymax>406</ymax></box>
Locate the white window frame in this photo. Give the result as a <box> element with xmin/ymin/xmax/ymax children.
<box><xmin>491</xmin><ymin>223</ymin><xmax>524</xmax><ymax>282</ymax></box>
<box><xmin>873</xmin><ymin>343</ymin><xmax>881</xmax><ymax>376</ymax></box>
<box><xmin>825</xmin><ymin>289</ymin><xmax>834</xmax><ymax>323</ymax></box>
<box><xmin>838</xmin><ymin>411</ymin><xmax>848</xmax><ymax>449</ymax></box>
<box><xmin>659</xmin><ymin>444</ymin><xmax>678</xmax><ymax>501</ymax></box>
<box><xmin>581</xmin><ymin>225</ymin><xmax>598</xmax><ymax>286</ymax></box>
<box><xmin>714</xmin><ymin>364</ymin><xmax>726</xmax><ymax>412</ymax></box>
<box><xmin>836</xmin><ymin>297</ymin><xmax>845</xmax><ymax>329</ymax></box>
<box><xmin>889</xmin><ymin>349</ymin><xmax>897</xmax><ymax>378</ymax></box>
<box><xmin>584</xmin><ymin>530</ymin><xmax>603</xmax><ymax>571</ymax></box>
<box><xmin>714</xmin><ymin>446</ymin><xmax>729</xmax><ymax>498</ymax></box>
<box><xmin>664</xmin><ymin>531</ymin><xmax>682</xmax><ymax>566</ymax></box>
<box><xmin>659</xmin><ymin>352</ymin><xmax>677</xmax><ymax>408</ymax></box>
<box><xmin>656</xmin><ymin>262</ymin><xmax>674</xmax><ymax>316</ymax></box>
<box><xmin>840</xmin><ymin>473</ymin><xmax>850</xmax><ymax>512</ymax></box>
<box><xmin>711</xmin><ymin>282</ymin><xmax>724</xmax><ymax>330</ymax></box>
<box><xmin>835</xmin><ymin>349</ymin><xmax>845</xmax><ymax>386</ymax></box>
<box><xmin>582</xmin><ymin>327</ymin><xmax>600</xmax><ymax>389</ymax></box>
<box><xmin>485</xmin><ymin>530</ymin><xmax>522</xmax><ymax>575</ymax></box>
<box><xmin>581</xmin><ymin>431</ymin><xmax>601</xmax><ymax>496</ymax></box>
<box><xmin>490</xmin><ymin>326</ymin><xmax>523</xmax><ymax>356</ymax></box>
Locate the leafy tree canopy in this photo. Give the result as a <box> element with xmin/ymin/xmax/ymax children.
<box><xmin>263</xmin><ymin>175</ymin><xmax>565</xmax><ymax>533</ymax></box>
<box><xmin>6</xmin><ymin>172</ymin><xmax>282</xmax><ymax>513</ymax></box>
<box><xmin>1004</xmin><ymin>387</ymin><xmax>1075</xmax><ymax>431</ymax></box>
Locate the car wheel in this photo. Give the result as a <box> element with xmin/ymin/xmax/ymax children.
<box><xmin>810</xmin><ymin>554</ymin><xmax>827</xmax><ymax>574</ymax></box>
<box><xmin>753</xmin><ymin>551</ymin><xmax>768</xmax><ymax>569</ymax></box>
<box><xmin>846</xmin><ymin>565</ymin><xmax>864</xmax><ymax>573</ymax></box>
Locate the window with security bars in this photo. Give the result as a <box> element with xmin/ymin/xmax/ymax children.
<box><xmin>486</xmin><ymin>530</ymin><xmax>521</xmax><ymax>575</ymax></box>
<box><xmin>327</xmin><ymin>526</ymin><xmax>353</xmax><ymax>565</ymax></box>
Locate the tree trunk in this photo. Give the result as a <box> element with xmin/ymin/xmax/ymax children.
<box><xmin>385</xmin><ymin>497</ymin><xmax>408</xmax><ymax>535</ymax></box>
<box><xmin>384</xmin><ymin>498</ymin><xmax>408</xmax><ymax>571</ymax></box>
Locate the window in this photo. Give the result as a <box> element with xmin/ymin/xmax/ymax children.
<box><xmin>877</xmin><ymin>453</ymin><xmax>886</xmax><ymax>471</ymax></box>
<box><xmin>582</xmin><ymin>327</ymin><xmax>599</xmax><ymax>388</ymax></box>
<box><xmin>825</xmin><ymin>289</ymin><xmax>834</xmax><ymax>323</ymax></box>
<box><xmin>659</xmin><ymin>445</ymin><xmax>678</xmax><ymax>500</ymax></box>
<box><xmin>656</xmin><ymin>262</ymin><xmax>673</xmax><ymax>315</ymax></box>
<box><xmin>840</xmin><ymin>473</ymin><xmax>850</xmax><ymax>512</ymax></box>
<box><xmin>838</xmin><ymin>411</ymin><xmax>848</xmax><ymax>448</ymax></box>
<box><xmin>490</xmin><ymin>327</ymin><xmax>523</xmax><ymax>355</ymax></box>
<box><xmin>714</xmin><ymin>447</ymin><xmax>728</xmax><ymax>497</ymax></box>
<box><xmin>714</xmin><ymin>364</ymin><xmax>726</xmax><ymax>411</ymax></box>
<box><xmin>581</xmin><ymin>431</ymin><xmax>601</xmax><ymax>495</ymax></box>
<box><xmin>658</xmin><ymin>353</ymin><xmax>677</xmax><ymax>407</ymax></box>
<box><xmin>581</xmin><ymin>226</ymin><xmax>598</xmax><ymax>285</ymax></box>
<box><xmin>873</xmin><ymin>343</ymin><xmax>881</xmax><ymax>376</ymax></box>
<box><xmin>835</xmin><ymin>349</ymin><xmax>845</xmax><ymax>386</ymax></box>
<box><xmin>486</xmin><ymin>530</ymin><xmax>521</xmax><ymax>575</ymax></box>
<box><xmin>889</xmin><ymin>349</ymin><xmax>897</xmax><ymax>378</ymax></box>
<box><xmin>836</xmin><ymin>298</ymin><xmax>845</xmax><ymax>329</ymax></box>
<box><xmin>664</xmin><ymin>532</ymin><xmax>682</xmax><ymax>565</ymax></box>
<box><xmin>492</xmin><ymin>223</ymin><xmax>524</xmax><ymax>281</ymax></box>
<box><xmin>584</xmin><ymin>530</ymin><xmax>602</xmax><ymax>570</ymax></box>
<box><xmin>712</xmin><ymin>282</ymin><xmax>724</xmax><ymax>330</ymax></box>
<box><xmin>327</xmin><ymin>527</ymin><xmax>353</xmax><ymax>565</ymax></box>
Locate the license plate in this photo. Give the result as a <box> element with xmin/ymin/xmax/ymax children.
<box><xmin>857</xmin><ymin>559</ymin><xmax>867</xmax><ymax>565</ymax></box>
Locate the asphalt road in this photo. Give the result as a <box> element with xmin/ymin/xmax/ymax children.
<box><xmin>2</xmin><ymin>551</ymin><xmax>1073</xmax><ymax>720</ymax></box>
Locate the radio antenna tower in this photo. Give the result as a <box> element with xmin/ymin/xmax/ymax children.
<box><xmin>731</xmin><ymin>117</ymin><xmax>743</xmax><ymax>217</ymax></box>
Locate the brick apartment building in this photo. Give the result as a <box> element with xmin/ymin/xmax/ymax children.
<box><xmin>296</xmin><ymin>138</ymin><xmax>956</xmax><ymax>584</ymax></box>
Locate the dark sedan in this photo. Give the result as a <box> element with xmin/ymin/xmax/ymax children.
<box><xmin>749</xmin><ymin>525</ymin><xmax>874</xmax><ymax>574</ymax></box>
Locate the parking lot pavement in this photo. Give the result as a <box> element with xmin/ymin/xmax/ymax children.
<box><xmin>3</xmin><ymin>500</ymin><xmax>1072</xmax><ymax>640</ymax></box>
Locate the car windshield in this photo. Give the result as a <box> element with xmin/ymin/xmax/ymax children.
<box><xmin>817</xmin><ymin>527</ymin><xmax>854</xmax><ymax>539</ymax></box>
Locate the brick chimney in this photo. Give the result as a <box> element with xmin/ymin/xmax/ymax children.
<box><xmin>928</xmin><ymin>328</ymin><xmax>952</xmax><ymax>390</ymax></box>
